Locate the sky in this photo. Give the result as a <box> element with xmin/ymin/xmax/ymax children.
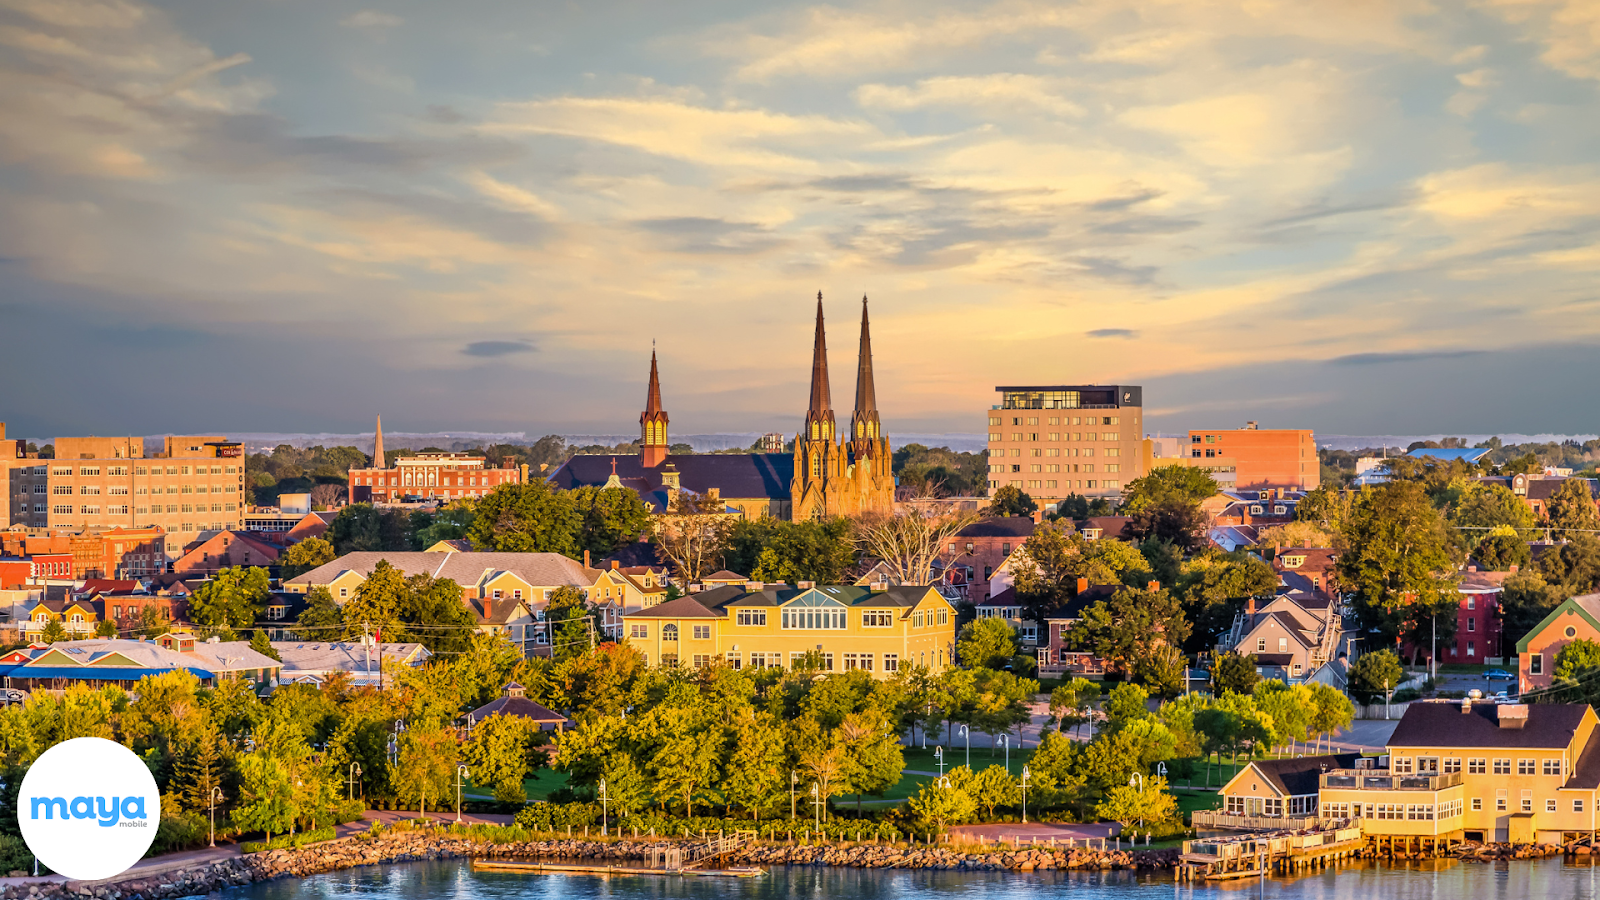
<box><xmin>3</xmin><ymin>0</ymin><xmax>1600</xmax><ymax>442</ymax></box>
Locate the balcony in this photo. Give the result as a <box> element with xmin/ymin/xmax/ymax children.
<box><xmin>1318</xmin><ymin>770</ymin><xmax>1462</xmax><ymax>791</ymax></box>
<box><xmin>1191</xmin><ymin>810</ymin><xmax>1322</xmax><ymax>832</ymax></box>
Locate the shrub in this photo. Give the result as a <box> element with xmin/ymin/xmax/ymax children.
<box><xmin>242</xmin><ymin>826</ymin><xmax>337</xmax><ymax>853</ymax></box>
<box><xmin>0</xmin><ymin>835</ymin><xmax>33</xmax><ymax>874</ymax></box>
<box><xmin>149</xmin><ymin>812</ymin><xmax>208</xmax><ymax>856</ymax></box>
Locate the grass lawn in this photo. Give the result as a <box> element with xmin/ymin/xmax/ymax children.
<box><xmin>903</xmin><ymin>745</ymin><xmax>1037</xmax><ymax>777</ymax></box>
<box><xmin>1172</xmin><ymin>788</ymin><xmax>1221</xmax><ymax>818</ymax></box>
<box><xmin>523</xmin><ymin>769</ymin><xmax>571</xmax><ymax>802</ymax></box>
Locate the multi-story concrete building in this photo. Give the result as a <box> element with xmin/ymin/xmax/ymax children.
<box><xmin>985</xmin><ymin>385</ymin><xmax>1144</xmax><ymax>506</ymax></box>
<box><xmin>12</xmin><ymin>435</ymin><xmax>245</xmax><ymax>559</ymax></box>
<box><xmin>1185</xmin><ymin>423</ymin><xmax>1318</xmax><ymax>491</ymax></box>
<box><xmin>0</xmin><ymin>423</ymin><xmax>35</xmax><ymax>529</ymax></box>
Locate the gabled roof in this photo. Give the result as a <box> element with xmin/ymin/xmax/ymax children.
<box><xmin>1038</xmin><ymin>584</ymin><xmax>1121</xmax><ymax>622</ymax></box>
<box><xmin>1229</xmin><ymin>754</ymin><xmax>1360</xmax><ymax>797</ymax></box>
<box><xmin>703</xmin><ymin>570</ymin><xmax>749</xmax><ymax>582</ymax></box>
<box><xmin>1516</xmin><ymin>592</ymin><xmax>1600</xmax><ymax>652</ymax></box>
<box><xmin>626</xmin><ymin>594</ymin><xmax>725</xmax><ymax>619</ymax></box>
<box><xmin>76</xmin><ymin>579</ymin><xmax>139</xmax><ymax>596</ymax></box>
<box><xmin>1082</xmin><ymin>516</ymin><xmax>1131</xmax><ymax>539</ymax></box>
<box><xmin>955</xmin><ymin>517</ymin><xmax>1037</xmax><ymax>538</ymax></box>
<box><xmin>546</xmin><ymin>453</ymin><xmax>795</xmax><ymax>501</ymax></box>
<box><xmin>284</xmin><ymin>551</ymin><xmax>598</xmax><ymax>590</ymax></box>
<box><xmin>271</xmin><ymin>641</ymin><xmax>430</xmax><ymax>673</ymax></box>
<box><xmin>470</xmin><ymin>695</ymin><xmax>568</xmax><ymax>725</ymax></box>
<box><xmin>1389</xmin><ymin>701</ymin><xmax>1591</xmax><ymax>749</ymax></box>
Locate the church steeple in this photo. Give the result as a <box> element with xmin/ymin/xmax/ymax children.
<box><xmin>803</xmin><ymin>291</ymin><xmax>835</xmax><ymax>441</ymax></box>
<box><xmin>849</xmin><ymin>295</ymin><xmax>881</xmax><ymax>452</ymax></box>
<box><xmin>372</xmin><ymin>415</ymin><xmax>386</xmax><ymax>469</ymax></box>
<box><xmin>640</xmin><ymin>347</ymin><xmax>669</xmax><ymax>468</ymax></box>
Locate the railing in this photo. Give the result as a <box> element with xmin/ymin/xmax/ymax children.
<box><xmin>1191</xmin><ymin>811</ymin><xmax>1321</xmax><ymax>832</ymax></box>
<box><xmin>1319</xmin><ymin>770</ymin><xmax>1461</xmax><ymax>791</ymax></box>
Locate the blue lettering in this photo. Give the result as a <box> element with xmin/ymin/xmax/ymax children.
<box><xmin>121</xmin><ymin>796</ymin><xmax>146</xmax><ymax>820</ymax></box>
<box><xmin>70</xmin><ymin>797</ymin><xmax>94</xmax><ymax>819</ymax></box>
<box><xmin>96</xmin><ymin>796</ymin><xmax>120</xmax><ymax>827</ymax></box>
<box><xmin>30</xmin><ymin>797</ymin><xmax>68</xmax><ymax>819</ymax></box>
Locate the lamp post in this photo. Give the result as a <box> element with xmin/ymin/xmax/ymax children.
<box><xmin>455</xmin><ymin>765</ymin><xmax>470</xmax><ymax>824</ymax></box>
<box><xmin>599</xmin><ymin>778</ymin><xmax>609</xmax><ymax>836</ymax></box>
<box><xmin>934</xmin><ymin>745</ymin><xmax>945</xmax><ymax>777</ymax></box>
<box><xmin>1021</xmin><ymin>766</ymin><xmax>1031</xmax><ymax>824</ymax></box>
<box><xmin>348</xmin><ymin>762</ymin><xmax>363</xmax><ymax>801</ymax></box>
<box><xmin>999</xmin><ymin>734</ymin><xmax>1010</xmax><ymax>772</ymax></box>
<box><xmin>791</xmin><ymin>770</ymin><xmax>799</xmax><ymax>820</ymax></box>
<box><xmin>923</xmin><ymin>703</ymin><xmax>931</xmax><ymax>748</ymax></box>
<box><xmin>1129</xmin><ymin>773</ymin><xmax>1145</xmax><ymax>828</ymax></box>
<box><xmin>958</xmin><ymin>724</ymin><xmax>970</xmax><ymax>768</ymax></box>
<box><xmin>208</xmin><ymin>787</ymin><xmax>223</xmax><ymax>848</ymax></box>
<box><xmin>811</xmin><ymin>783</ymin><xmax>822</xmax><ymax>829</ymax></box>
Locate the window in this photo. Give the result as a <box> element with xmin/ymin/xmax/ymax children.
<box><xmin>736</xmin><ymin>609</ymin><xmax>767</xmax><ymax>626</ymax></box>
<box><xmin>781</xmin><ymin>607</ymin><xmax>845</xmax><ymax>629</ymax></box>
<box><xmin>883</xmin><ymin>654</ymin><xmax>898</xmax><ymax>672</ymax></box>
<box><xmin>913</xmin><ymin>610</ymin><xmax>925</xmax><ymax>627</ymax></box>
<box><xmin>1472</xmin><ymin>798</ymin><xmax>1482</xmax><ymax>811</ymax></box>
<box><xmin>862</xmin><ymin>610</ymin><xmax>893</xmax><ymax>627</ymax></box>
<box><xmin>52</xmin><ymin>505</ymin><xmax>73</xmax><ymax>515</ymax></box>
<box><xmin>1392</xmin><ymin>757</ymin><xmax>1413</xmax><ymax>775</ymax></box>
<box><xmin>1443</xmin><ymin>758</ymin><xmax>1461</xmax><ymax>773</ymax></box>
<box><xmin>1468</xmin><ymin>758</ymin><xmax>1486</xmax><ymax>774</ymax></box>
<box><xmin>1493</xmin><ymin>759</ymin><xmax>1511</xmax><ymax>775</ymax></box>
<box><xmin>1256</xmin><ymin>638</ymin><xmax>1266</xmax><ymax>652</ymax></box>
<box><xmin>1543</xmin><ymin>759</ymin><xmax>1562</xmax><ymax>776</ymax></box>
<box><xmin>692</xmin><ymin>625</ymin><xmax>711</xmax><ymax>640</ymax></box>
<box><xmin>1531</xmin><ymin>653</ymin><xmax>1543</xmax><ymax>675</ymax></box>
<box><xmin>1547</xmin><ymin>799</ymin><xmax>1558</xmax><ymax>813</ymax></box>
<box><xmin>1521</xmin><ymin>796</ymin><xmax>1533</xmax><ymax>813</ymax></box>
<box><xmin>938</xmin><ymin>608</ymin><xmax>948</xmax><ymax>625</ymax></box>
<box><xmin>630</xmin><ymin>624</ymin><xmax>648</xmax><ymax>639</ymax></box>
<box><xmin>662</xmin><ymin>624</ymin><xmax>679</xmax><ymax>641</ymax></box>
<box><xmin>1496</xmin><ymin>792</ymin><xmax>1507</xmax><ymax>811</ymax></box>
<box><xmin>692</xmin><ymin>654</ymin><xmax>712</xmax><ymax>668</ymax></box>
<box><xmin>1578</xmin><ymin>800</ymin><xmax>1586</xmax><ymax>813</ymax></box>
<box><xmin>339</xmin><ymin>588</ymin><xmax>349</xmax><ymax>598</ymax></box>
<box><xmin>1467</xmin><ymin>618</ymin><xmax>1475</xmax><ymax>632</ymax></box>
<box><xmin>1519</xmin><ymin>759</ymin><xmax>1536</xmax><ymax>775</ymax></box>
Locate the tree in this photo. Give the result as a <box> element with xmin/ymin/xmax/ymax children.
<box><xmin>1211</xmin><ymin>652</ymin><xmax>1260</xmax><ymax>695</ymax></box>
<box><xmin>649</xmin><ymin>706</ymin><xmax>724</xmax><ymax>816</ymax></box>
<box><xmin>401</xmin><ymin>574</ymin><xmax>481</xmax><ymax>655</ymax></box>
<box><xmin>233</xmin><ymin>750</ymin><xmax>296</xmax><ymax>842</ymax></box>
<box><xmin>396</xmin><ymin>725</ymin><xmax>459</xmax><ymax>818</ymax></box>
<box><xmin>1294</xmin><ymin>486</ymin><xmax>1341</xmax><ymax>526</ymax></box>
<box><xmin>1452</xmin><ymin>483</ymin><xmax>1536</xmax><ymax>534</ymax></box>
<box><xmin>1547</xmin><ymin>478</ymin><xmax>1600</xmax><ymax>539</ymax></box>
<box><xmin>294</xmin><ymin>587</ymin><xmax>343</xmax><ymax>640</ymax></box>
<box><xmin>853</xmin><ymin>506</ymin><xmax>981</xmax><ymax>586</ymax></box>
<box><xmin>279</xmin><ymin>538</ymin><xmax>337</xmax><ymax>579</ymax></box>
<box><xmin>905</xmin><ymin>779</ymin><xmax>976</xmax><ymax>831</ymax></box>
<box><xmin>1047</xmin><ymin>678</ymin><xmax>1100</xmax><ymax>738</ymax></box>
<box><xmin>1096</xmin><ymin>776</ymin><xmax>1178</xmax><ymax>827</ymax></box>
<box><xmin>326</xmin><ymin>503</ymin><xmax>410</xmax><ymax>553</ymax></box>
<box><xmin>249</xmin><ymin>630</ymin><xmax>281</xmax><ymax>661</ymax></box>
<box><xmin>570</xmin><ymin>486</ymin><xmax>653</xmax><ymax>557</ymax></box>
<box><xmin>412</xmin><ymin>502</ymin><xmax>476</xmax><ymax>550</ymax></box>
<box><xmin>988</xmin><ymin>485</ymin><xmax>1037</xmax><ymax>518</ymax></box>
<box><xmin>467</xmin><ymin>482</ymin><xmax>585</xmax><ymax>557</ymax></box>
<box><xmin>961</xmin><ymin>765</ymin><xmax>1019</xmax><ymax>820</ymax></box>
<box><xmin>1336</xmin><ymin>482</ymin><xmax>1458</xmax><ymax>650</ymax></box>
<box><xmin>1475</xmin><ymin>530</ymin><xmax>1531</xmax><ymax>571</ymax></box>
<box><xmin>1120</xmin><ymin>466</ymin><xmax>1218</xmax><ymax>515</ymax></box>
<box><xmin>462</xmin><ymin>714</ymin><xmax>545</xmax><ymax>803</ymax></box>
<box><xmin>957</xmin><ymin>617</ymin><xmax>1018</xmax><ymax>669</ymax></box>
<box><xmin>1555</xmin><ymin>639</ymin><xmax>1600</xmax><ymax>683</ymax></box>
<box><xmin>837</xmin><ymin>711</ymin><xmax>903</xmax><ymax>812</ymax></box>
<box><xmin>651</xmin><ymin>491</ymin><xmax>731</xmax><ymax>584</ymax></box>
<box><xmin>1305</xmin><ymin>682</ymin><xmax>1354</xmax><ymax>753</ymax></box>
<box><xmin>1348</xmin><ymin>650</ymin><xmax>1405</xmax><ymax>704</ymax></box>
<box><xmin>188</xmin><ymin>567</ymin><xmax>271</xmax><ymax>632</ymax></box>
<box><xmin>725</xmin><ymin>518</ymin><xmax>855</xmax><ymax>584</ymax></box>
<box><xmin>94</xmin><ymin>619</ymin><xmax>118</xmax><ymax>638</ymax></box>
<box><xmin>1103</xmin><ymin>683</ymin><xmax>1150</xmax><ymax>727</ymax></box>
<box><xmin>1068</xmin><ymin>585</ymin><xmax>1190</xmax><ymax>685</ymax></box>
<box><xmin>547</xmin><ymin>585</ymin><xmax>596</xmax><ymax>662</ymax></box>
<box><xmin>1123</xmin><ymin>498</ymin><xmax>1209</xmax><ymax>553</ymax></box>
<box><xmin>340</xmin><ymin>560</ymin><xmax>409</xmax><ymax>643</ymax></box>
<box><xmin>722</xmin><ymin>710</ymin><xmax>787</xmax><ymax>819</ymax></box>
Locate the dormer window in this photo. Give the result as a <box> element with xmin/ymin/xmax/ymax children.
<box><xmin>1250</xmin><ymin>505</ymin><xmax>1264</xmax><ymax>514</ymax></box>
<box><xmin>1273</xmin><ymin>505</ymin><xmax>1287</xmax><ymax>515</ymax></box>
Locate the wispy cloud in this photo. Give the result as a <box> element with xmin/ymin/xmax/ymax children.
<box><xmin>463</xmin><ymin>340</ymin><xmax>536</xmax><ymax>357</ymax></box>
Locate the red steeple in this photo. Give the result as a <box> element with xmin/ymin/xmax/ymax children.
<box><xmin>640</xmin><ymin>347</ymin><xmax>669</xmax><ymax>468</ymax></box>
<box><xmin>803</xmin><ymin>292</ymin><xmax>835</xmax><ymax>442</ymax></box>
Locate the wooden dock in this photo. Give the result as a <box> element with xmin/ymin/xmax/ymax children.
<box><xmin>470</xmin><ymin>860</ymin><xmax>766</xmax><ymax>879</ymax></box>
<box><xmin>1179</xmin><ymin>827</ymin><xmax>1364</xmax><ymax>881</ymax></box>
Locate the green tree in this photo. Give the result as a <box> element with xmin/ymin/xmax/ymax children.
<box><xmin>1123</xmin><ymin>498</ymin><xmax>1209</xmax><ymax>553</ymax></box>
<box><xmin>1336</xmin><ymin>482</ymin><xmax>1458</xmax><ymax>652</ymax></box>
<box><xmin>396</xmin><ymin>725</ymin><xmax>459</xmax><ymax>818</ymax></box>
<box><xmin>462</xmin><ymin>714</ymin><xmax>545</xmax><ymax>803</ymax></box>
<box><xmin>1103</xmin><ymin>683</ymin><xmax>1150</xmax><ymax>727</ymax></box>
<box><xmin>188</xmin><ymin>567</ymin><xmax>271</xmax><ymax>632</ymax></box>
<box><xmin>1295</xmin><ymin>486</ymin><xmax>1342</xmax><ymax>526</ymax></box>
<box><xmin>961</xmin><ymin>764</ymin><xmax>1019</xmax><ymax>820</ymax></box>
<box><xmin>1554</xmin><ymin>639</ymin><xmax>1600</xmax><ymax>682</ymax></box>
<box><xmin>467</xmin><ymin>482</ymin><xmax>584</xmax><ymax>557</ymax></box>
<box><xmin>1095</xmin><ymin>776</ymin><xmax>1178</xmax><ymax>827</ymax></box>
<box><xmin>1067</xmin><ymin>585</ymin><xmax>1190</xmax><ymax>684</ymax></box>
<box><xmin>1073</xmin><ymin>729</ymin><xmax>1144</xmax><ymax>794</ymax></box>
<box><xmin>233</xmin><ymin>750</ymin><xmax>296</xmax><ymax>842</ymax></box>
<box><xmin>905</xmin><ymin>779</ymin><xmax>976</xmax><ymax>831</ymax></box>
<box><xmin>249</xmin><ymin>630</ymin><xmax>281</xmax><ymax>661</ymax></box>
<box><xmin>294</xmin><ymin>587</ymin><xmax>344</xmax><ymax>640</ymax></box>
<box><xmin>1348</xmin><ymin>650</ymin><xmax>1405</xmax><ymax>704</ymax></box>
<box><xmin>1176</xmin><ymin>551</ymin><xmax>1278</xmax><ymax>653</ymax></box>
<box><xmin>570</xmin><ymin>486</ymin><xmax>653</xmax><ymax>557</ymax></box>
<box><xmin>547</xmin><ymin>585</ymin><xmax>597</xmax><ymax>662</ymax></box>
<box><xmin>1047</xmin><ymin>678</ymin><xmax>1100</xmax><ymax>738</ymax></box>
<box><xmin>1211</xmin><ymin>652</ymin><xmax>1260</xmax><ymax>695</ymax></box>
<box><xmin>1452</xmin><ymin>483</ymin><xmax>1536</xmax><ymax>534</ymax></box>
<box><xmin>93</xmin><ymin>619</ymin><xmax>118</xmax><ymax>638</ymax></box>
<box><xmin>957</xmin><ymin>617</ymin><xmax>1019</xmax><ymax>669</ymax></box>
<box><xmin>1475</xmin><ymin>530</ymin><xmax>1531</xmax><ymax>571</ymax></box>
<box><xmin>401</xmin><ymin>574</ymin><xmax>481</xmax><ymax>655</ymax></box>
<box><xmin>412</xmin><ymin>502</ymin><xmax>477</xmax><ymax>550</ymax></box>
<box><xmin>1547</xmin><ymin>478</ymin><xmax>1600</xmax><ymax>539</ymax></box>
<box><xmin>649</xmin><ymin>705</ymin><xmax>725</xmax><ymax>817</ymax></box>
<box><xmin>340</xmin><ymin>560</ymin><xmax>410</xmax><ymax>642</ymax></box>
<box><xmin>326</xmin><ymin>503</ymin><xmax>410</xmax><ymax>553</ymax></box>
<box><xmin>988</xmin><ymin>485</ymin><xmax>1037</xmax><ymax>518</ymax></box>
<box><xmin>279</xmin><ymin>538</ymin><xmax>337</xmax><ymax>579</ymax></box>
<box><xmin>722</xmin><ymin>710</ymin><xmax>787</xmax><ymax>819</ymax></box>
<box><xmin>1120</xmin><ymin>465</ymin><xmax>1218</xmax><ymax>515</ymax></box>
<box><xmin>726</xmin><ymin>518</ymin><xmax>856</xmax><ymax>584</ymax></box>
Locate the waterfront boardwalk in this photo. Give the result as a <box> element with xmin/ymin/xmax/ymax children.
<box><xmin>1179</xmin><ymin>827</ymin><xmax>1364</xmax><ymax>881</ymax></box>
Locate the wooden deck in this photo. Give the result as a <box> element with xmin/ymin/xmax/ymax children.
<box><xmin>1179</xmin><ymin>827</ymin><xmax>1364</xmax><ymax>881</ymax></box>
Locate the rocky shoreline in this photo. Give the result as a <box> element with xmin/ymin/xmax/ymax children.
<box><xmin>0</xmin><ymin>829</ymin><xmax>1181</xmax><ymax>900</ymax></box>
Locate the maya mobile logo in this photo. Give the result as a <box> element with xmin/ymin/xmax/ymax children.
<box><xmin>18</xmin><ymin>737</ymin><xmax>161</xmax><ymax>881</ymax></box>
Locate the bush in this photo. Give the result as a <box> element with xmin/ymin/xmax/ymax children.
<box><xmin>0</xmin><ymin>835</ymin><xmax>33</xmax><ymax>874</ymax></box>
<box><xmin>242</xmin><ymin>825</ymin><xmax>337</xmax><ymax>853</ymax></box>
<box><xmin>149</xmin><ymin>812</ymin><xmax>208</xmax><ymax>856</ymax></box>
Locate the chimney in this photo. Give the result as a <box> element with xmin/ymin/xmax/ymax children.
<box><xmin>1031</xmin><ymin>508</ymin><xmax>1044</xmax><ymax>525</ymax></box>
<box><xmin>483</xmin><ymin>595</ymin><xmax>492</xmax><ymax>621</ymax></box>
<box><xmin>1247</xmin><ymin>596</ymin><xmax>1257</xmax><ymax>616</ymax></box>
<box><xmin>584</xmin><ymin>549</ymin><xmax>591</xmax><ymax>569</ymax></box>
<box><xmin>1467</xmin><ymin>563</ymin><xmax>1477</xmax><ymax>573</ymax></box>
<box><xmin>1076</xmin><ymin>577</ymin><xmax>1088</xmax><ymax>595</ymax></box>
<box><xmin>1496</xmin><ymin>704</ymin><xmax>1529</xmax><ymax>729</ymax></box>
<box><xmin>1147</xmin><ymin>580</ymin><xmax>1159</xmax><ymax>592</ymax></box>
<box><xmin>1510</xmin><ymin>564</ymin><xmax>1520</xmax><ymax>574</ymax></box>
<box><xmin>612</xmin><ymin>560</ymin><xmax>620</xmax><ymax>570</ymax></box>
<box><xmin>797</xmin><ymin>580</ymin><xmax>815</xmax><ymax>590</ymax></box>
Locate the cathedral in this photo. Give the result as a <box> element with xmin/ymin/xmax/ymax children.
<box><xmin>545</xmin><ymin>293</ymin><xmax>895</xmax><ymax>521</ymax></box>
<box><xmin>790</xmin><ymin>292</ymin><xmax>896</xmax><ymax>519</ymax></box>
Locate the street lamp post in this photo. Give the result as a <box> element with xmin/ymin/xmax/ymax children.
<box><xmin>1021</xmin><ymin>766</ymin><xmax>1031</xmax><ymax>824</ymax></box>
<box><xmin>454</xmin><ymin>765</ymin><xmax>470</xmax><ymax>824</ymax></box>
<box><xmin>599</xmin><ymin>779</ymin><xmax>609</xmax><ymax>836</ymax></box>
<box><xmin>999</xmin><ymin>734</ymin><xmax>1009</xmax><ymax>771</ymax></box>
<box><xmin>811</xmin><ymin>783</ymin><xmax>822</xmax><ymax>829</ymax></box>
<box><xmin>958</xmin><ymin>724</ymin><xmax>970</xmax><ymax>768</ymax></box>
<box><xmin>348</xmin><ymin>762</ymin><xmax>363</xmax><ymax>800</ymax></box>
<box><xmin>1129</xmin><ymin>773</ymin><xmax>1145</xmax><ymax>828</ymax></box>
<box><xmin>934</xmin><ymin>745</ymin><xmax>945</xmax><ymax>777</ymax></box>
<box><xmin>208</xmin><ymin>787</ymin><xmax>223</xmax><ymax>848</ymax></box>
<box><xmin>791</xmin><ymin>770</ymin><xmax>798</xmax><ymax>820</ymax></box>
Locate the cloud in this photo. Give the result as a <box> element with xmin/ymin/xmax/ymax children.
<box><xmin>463</xmin><ymin>340</ymin><xmax>536</xmax><ymax>357</ymax></box>
<box><xmin>856</xmin><ymin>74</ymin><xmax>1084</xmax><ymax>117</ymax></box>
<box><xmin>1087</xmin><ymin>328</ymin><xmax>1138</xmax><ymax>338</ymax></box>
<box><xmin>1329</xmin><ymin>350</ymin><xmax>1486</xmax><ymax>366</ymax></box>
<box><xmin>341</xmin><ymin>10</ymin><xmax>404</xmax><ymax>30</ymax></box>
<box><xmin>1480</xmin><ymin>0</ymin><xmax>1600</xmax><ymax>81</ymax></box>
<box><xmin>157</xmin><ymin>52</ymin><xmax>251</xmax><ymax>96</ymax></box>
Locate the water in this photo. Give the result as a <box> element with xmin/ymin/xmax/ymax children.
<box><xmin>230</xmin><ymin>858</ymin><xmax>1600</xmax><ymax>900</ymax></box>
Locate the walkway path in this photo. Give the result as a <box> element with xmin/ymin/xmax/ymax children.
<box><xmin>949</xmin><ymin>821</ymin><xmax>1120</xmax><ymax>843</ymax></box>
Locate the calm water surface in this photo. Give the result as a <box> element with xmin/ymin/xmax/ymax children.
<box><xmin>229</xmin><ymin>858</ymin><xmax>1600</xmax><ymax>900</ymax></box>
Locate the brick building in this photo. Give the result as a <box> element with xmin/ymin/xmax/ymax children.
<box><xmin>13</xmin><ymin>435</ymin><xmax>246</xmax><ymax>558</ymax></box>
<box><xmin>985</xmin><ymin>385</ymin><xmax>1144</xmax><ymax>505</ymax></box>
<box><xmin>937</xmin><ymin>517</ymin><xmax>1037</xmax><ymax>604</ymax></box>
<box><xmin>348</xmin><ymin>453</ymin><xmax>524</xmax><ymax>504</ymax></box>
<box><xmin>174</xmin><ymin>530</ymin><xmax>283</xmax><ymax>576</ymax></box>
<box><xmin>1184</xmin><ymin>423</ymin><xmax>1318</xmax><ymax>491</ymax></box>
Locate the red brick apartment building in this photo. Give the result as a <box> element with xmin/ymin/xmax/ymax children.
<box><xmin>1187</xmin><ymin>423</ymin><xmax>1318</xmax><ymax>490</ymax></box>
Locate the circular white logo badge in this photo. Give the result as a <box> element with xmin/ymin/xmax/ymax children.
<box><xmin>18</xmin><ymin>737</ymin><xmax>161</xmax><ymax>881</ymax></box>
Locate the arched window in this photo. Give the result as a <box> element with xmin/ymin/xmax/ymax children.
<box><xmin>811</xmin><ymin>455</ymin><xmax>821</xmax><ymax>477</ymax></box>
<box><xmin>662</xmin><ymin>623</ymin><xmax>679</xmax><ymax>641</ymax></box>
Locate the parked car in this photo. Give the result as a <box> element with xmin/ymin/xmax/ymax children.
<box><xmin>1492</xmin><ymin>690</ymin><xmax>1512</xmax><ymax>702</ymax></box>
<box><xmin>1483</xmin><ymin>668</ymin><xmax>1515</xmax><ymax>681</ymax></box>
